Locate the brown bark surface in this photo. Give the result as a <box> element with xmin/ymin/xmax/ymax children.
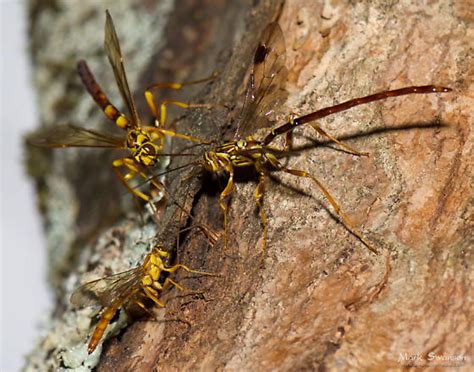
<box><xmin>25</xmin><ymin>0</ymin><xmax>472</xmax><ymax>371</ymax></box>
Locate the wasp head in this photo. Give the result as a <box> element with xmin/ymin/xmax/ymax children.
<box><xmin>127</xmin><ymin>129</ymin><xmax>160</xmax><ymax>166</ymax></box>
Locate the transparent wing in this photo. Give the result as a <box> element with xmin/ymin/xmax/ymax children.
<box><xmin>27</xmin><ymin>124</ymin><xmax>125</xmax><ymax>148</ymax></box>
<box><xmin>104</xmin><ymin>10</ymin><xmax>140</xmax><ymax>127</ymax></box>
<box><xmin>235</xmin><ymin>22</ymin><xmax>288</xmax><ymax>138</ymax></box>
<box><xmin>70</xmin><ymin>267</ymin><xmax>142</xmax><ymax>308</ymax></box>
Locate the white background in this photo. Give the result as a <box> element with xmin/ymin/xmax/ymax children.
<box><xmin>1</xmin><ymin>0</ymin><xmax>52</xmax><ymax>370</ymax></box>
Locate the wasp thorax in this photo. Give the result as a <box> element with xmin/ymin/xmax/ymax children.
<box><xmin>127</xmin><ymin>130</ymin><xmax>159</xmax><ymax>166</ymax></box>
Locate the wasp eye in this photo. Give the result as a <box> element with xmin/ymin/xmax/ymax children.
<box><xmin>142</xmin><ymin>143</ymin><xmax>155</xmax><ymax>155</ymax></box>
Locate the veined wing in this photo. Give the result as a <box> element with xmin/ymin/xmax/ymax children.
<box><xmin>27</xmin><ymin>124</ymin><xmax>125</xmax><ymax>148</ymax></box>
<box><xmin>236</xmin><ymin>22</ymin><xmax>288</xmax><ymax>138</ymax></box>
<box><xmin>104</xmin><ymin>10</ymin><xmax>141</xmax><ymax>127</ymax></box>
<box><xmin>70</xmin><ymin>266</ymin><xmax>143</xmax><ymax>308</ymax></box>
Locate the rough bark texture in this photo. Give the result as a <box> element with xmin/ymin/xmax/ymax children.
<box><xmin>25</xmin><ymin>0</ymin><xmax>472</xmax><ymax>371</ymax></box>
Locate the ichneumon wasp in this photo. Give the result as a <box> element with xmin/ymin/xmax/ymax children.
<box><xmin>71</xmin><ymin>243</ymin><xmax>215</xmax><ymax>354</ymax></box>
<box><xmin>163</xmin><ymin>21</ymin><xmax>451</xmax><ymax>257</ymax></box>
<box><xmin>28</xmin><ymin>10</ymin><xmax>217</xmax><ymax>203</ymax></box>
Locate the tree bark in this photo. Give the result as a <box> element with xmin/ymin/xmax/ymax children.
<box><xmin>25</xmin><ymin>0</ymin><xmax>472</xmax><ymax>371</ymax></box>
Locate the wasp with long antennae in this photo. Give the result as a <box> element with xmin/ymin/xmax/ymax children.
<box><xmin>28</xmin><ymin>10</ymin><xmax>218</xmax><ymax>203</ymax></box>
<box><xmin>154</xmin><ymin>21</ymin><xmax>451</xmax><ymax>258</ymax></box>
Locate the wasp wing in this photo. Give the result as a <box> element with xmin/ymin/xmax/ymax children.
<box><xmin>27</xmin><ymin>124</ymin><xmax>125</xmax><ymax>149</ymax></box>
<box><xmin>70</xmin><ymin>267</ymin><xmax>143</xmax><ymax>308</ymax></box>
<box><xmin>235</xmin><ymin>22</ymin><xmax>288</xmax><ymax>138</ymax></box>
<box><xmin>104</xmin><ymin>10</ymin><xmax>141</xmax><ymax>127</ymax></box>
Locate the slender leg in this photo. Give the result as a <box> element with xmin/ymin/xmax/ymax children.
<box><xmin>193</xmin><ymin>224</ymin><xmax>220</xmax><ymax>246</ymax></box>
<box><xmin>218</xmin><ymin>162</ymin><xmax>235</xmax><ymax>249</ymax></box>
<box><xmin>134</xmin><ymin>299</ymin><xmax>157</xmax><ymax>318</ymax></box>
<box><xmin>179</xmin><ymin>223</ymin><xmax>220</xmax><ymax>246</ymax></box>
<box><xmin>112</xmin><ymin>159</ymin><xmax>149</xmax><ymax>202</ymax></box>
<box><xmin>162</xmin><ymin>277</ymin><xmax>186</xmax><ymax>291</ymax></box>
<box><xmin>254</xmin><ymin>163</ymin><xmax>268</xmax><ymax>263</ymax></box>
<box><xmin>144</xmin><ymin>72</ymin><xmax>220</xmax><ymax>128</ymax></box>
<box><xmin>143</xmin><ymin>126</ymin><xmax>211</xmax><ymax>145</ymax></box>
<box><xmin>285</xmin><ymin>113</ymin><xmax>367</xmax><ymax>156</ymax></box>
<box><xmin>112</xmin><ymin>157</ymin><xmax>164</xmax><ymax>202</ymax></box>
<box><xmin>163</xmin><ymin>263</ymin><xmax>215</xmax><ymax>277</ymax></box>
<box><xmin>308</xmin><ymin>122</ymin><xmax>369</xmax><ymax>156</ymax></box>
<box><xmin>283</xmin><ymin>113</ymin><xmax>297</xmax><ymax>151</ymax></box>
<box><xmin>265</xmin><ymin>155</ymin><xmax>376</xmax><ymax>253</ymax></box>
<box><xmin>136</xmin><ymin>296</ymin><xmax>191</xmax><ymax>326</ymax></box>
<box><xmin>284</xmin><ymin>132</ymin><xmax>293</xmax><ymax>152</ymax></box>
<box><xmin>143</xmin><ymin>286</ymin><xmax>166</xmax><ymax>307</ymax></box>
<box><xmin>158</xmin><ymin>100</ymin><xmax>223</xmax><ymax>130</ymax></box>
<box><xmin>161</xmin><ymin>314</ymin><xmax>192</xmax><ymax>328</ymax></box>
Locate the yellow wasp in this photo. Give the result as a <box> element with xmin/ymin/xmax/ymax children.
<box><xmin>28</xmin><ymin>11</ymin><xmax>215</xmax><ymax>202</ymax></box>
<box><xmin>71</xmin><ymin>244</ymin><xmax>214</xmax><ymax>354</ymax></box>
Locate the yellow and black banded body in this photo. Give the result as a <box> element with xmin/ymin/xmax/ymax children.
<box><xmin>85</xmin><ymin>288</ymin><xmax>139</xmax><ymax>355</ymax></box>
<box><xmin>71</xmin><ymin>245</ymin><xmax>213</xmax><ymax>354</ymax></box>
<box><xmin>78</xmin><ymin>56</ymin><xmax>165</xmax><ymax>168</ymax></box>
<box><xmin>28</xmin><ymin>11</ymin><xmax>214</xmax><ymax>202</ymax></box>
<box><xmin>77</xmin><ymin>60</ymin><xmax>130</xmax><ymax>130</ymax></box>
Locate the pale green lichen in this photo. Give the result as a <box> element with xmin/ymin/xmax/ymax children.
<box><xmin>25</xmin><ymin>0</ymin><xmax>176</xmax><ymax>369</ymax></box>
<box><xmin>44</xmin><ymin>174</ymin><xmax>79</xmax><ymax>282</ymax></box>
<box><xmin>25</xmin><ymin>218</ymin><xmax>158</xmax><ymax>370</ymax></box>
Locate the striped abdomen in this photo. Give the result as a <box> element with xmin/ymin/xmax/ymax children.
<box><xmin>87</xmin><ymin>288</ymin><xmax>138</xmax><ymax>354</ymax></box>
<box><xmin>77</xmin><ymin>60</ymin><xmax>130</xmax><ymax>129</ymax></box>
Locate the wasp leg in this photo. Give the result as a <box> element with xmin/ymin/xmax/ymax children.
<box><xmin>282</xmin><ymin>113</ymin><xmax>298</xmax><ymax>151</ymax></box>
<box><xmin>179</xmin><ymin>222</ymin><xmax>219</xmax><ymax>246</ymax></box>
<box><xmin>144</xmin><ymin>72</ymin><xmax>220</xmax><ymax>129</ymax></box>
<box><xmin>164</xmin><ymin>263</ymin><xmax>215</xmax><ymax>277</ymax></box>
<box><xmin>143</xmin><ymin>286</ymin><xmax>166</xmax><ymax>307</ymax></box>
<box><xmin>162</xmin><ymin>277</ymin><xmax>186</xmax><ymax>291</ymax></box>
<box><xmin>218</xmin><ymin>159</ymin><xmax>235</xmax><ymax>250</ymax></box>
<box><xmin>308</xmin><ymin>122</ymin><xmax>369</xmax><ymax>156</ymax></box>
<box><xmin>135</xmin><ymin>299</ymin><xmax>189</xmax><ymax>327</ymax></box>
<box><xmin>254</xmin><ymin>163</ymin><xmax>268</xmax><ymax>263</ymax></box>
<box><xmin>266</xmin><ymin>154</ymin><xmax>376</xmax><ymax>254</ymax></box>
<box><xmin>143</xmin><ymin>126</ymin><xmax>211</xmax><ymax>145</ymax></box>
<box><xmin>112</xmin><ymin>158</ymin><xmax>164</xmax><ymax>202</ymax></box>
<box><xmin>134</xmin><ymin>298</ymin><xmax>157</xmax><ymax>318</ymax></box>
<box><xmin>158</xmin><ymin>100</ymin><xmax>224</xmax><ymax>131</ymax></box>
<box><xmin>188</xmin><ymin>224</ymin><xmax>221</xmax><ymax>246</ymax></box>
<box><xmin>284</xmin><ymin>131</ymin><xmax>294</xmax><ymax>152</ymax></box>
<box><xmin>283</xmin><ymin>113</ymin><xmax>367</xmax><ymax>156</ymax></box>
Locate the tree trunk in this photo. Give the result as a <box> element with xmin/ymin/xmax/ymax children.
<box><xmin>25</xmin><ymin>0</ymin><xmax>472</xmax><ymax>371</ymax></box>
